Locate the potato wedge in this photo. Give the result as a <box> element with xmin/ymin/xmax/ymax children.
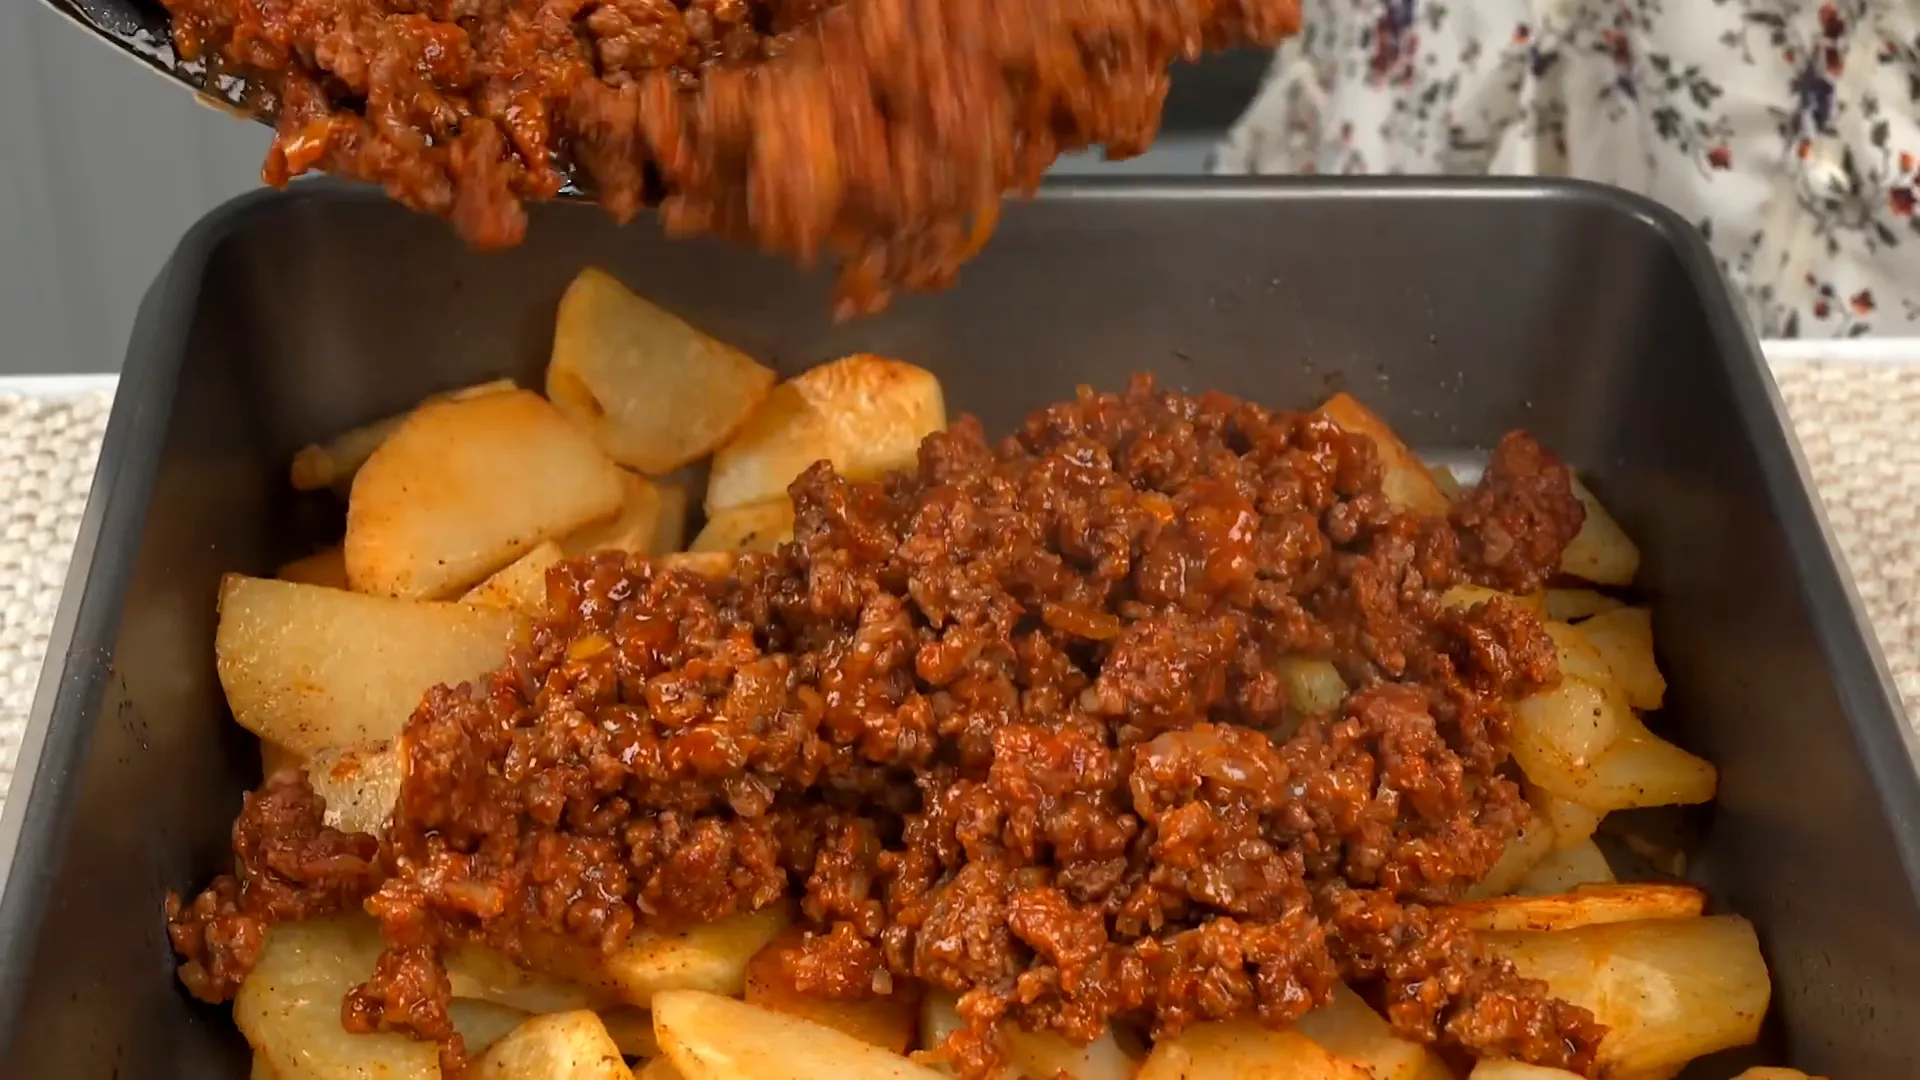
<box><xmin>1465</xmin><ymin>812</ymin><xmax>1556</xmax><ymax>900</ymax></box>
<box><xmin>277</xmin><ymin>547</ymin><xmax>349</xmax><ymax>589</ymax></box>
<box><xmin>1429</xmin><ymin>464</ymin><xmax>1464</xmax><ymax>501</ymax></box>
<box><xmin>252</xmin><ymin>1054</ymin><xmax>279</xmax><ymax>1080</ymax></box>
<box><xmin>547</xmin><ymin>268</ymin><xmax>777</xmax><ymax>475</ymax></box>
<box><xmin>1531</xmin><ymin>789</ymin><xmax>1605</xmax><ymax>852</ymax></box>
<box><xmin>1468</xmin><ymin>1062</ymin><xmax>1582</xmax><ymax>1079</ymax></box>
<box><xmin>746</xmin><ymin>931</ymin><xmax>918</xmax><ymax>1053</ymax></box>
<box><xmin>1441</xmin><ymin>585</ymin><xmax>1546</xmax><ymax>617</ymax></box>
<box><xmin>1486</xmin><ymin>916</ymin><xmax>1769</xmax><ymax>1076</ymax></box>
<box><xmin>598</xmin><ymin>1007</ymin><xmax>660</xmax><ymax>1059</ymax></box>
<box><xmin>290</xmin><ymin>378</ymin><xmax>518</xmax><ymax>494</ymax></box>
<box><xmin>656</xmin><ymin>989</ymin><xmax>949</xmax><ymax>1080</ymax></box>
<box><xmin>456</xmin><ymin>999</ymin><xmax>537</xmax><ymax>1057</ymax></box>
<box><xmin>1295</xmin><ymin>983</ymin><xmax>1452</xmax><ymax>1080</ymax></box>
<box><xmin>1137</xmin><ymin>1020</ymin><xmax>1370</xmax><ymax>1080</ymax></box>
<box><xmin>1559</xmin><ymin>478</ymin><xmax>1640</xmax><ymax>586</ymax></box>
<box><xmin>1513</xmin><ymin>839</ymin><xmax>1615</xmax><ymax>895</ymax></box>
<box><xmin>476</xmin><ymin>1011</ymin><xmax>633</xmax><ymax>1080</ymax></box>
<box><xmin>215</xmin><ymin>576</ymin><xmax>524</xmax><ymax>754</ymax></box>
<box><xmin>346</xmin><ymin>389</ymin><xmax>626</xmax><ymax>598</ymax></box>
<box><xmin>706</xmin><ymin>355</ymin><xmax>944</xmax><ymax>512</ymax></box>
<box><xmin>463</xmin><ymin>541</ymin><xmax>566</xmax><ymax>617</ymax></box>
<box><xmin>532</xmin><ymin>907</ymin><xmax>792</xmax><ymax>1008</ymax></box>
<box><xmin>691</xmin><ymin>499</ymin><xmax>796</xmax><ymax>554</ymax></box>
<box><xmin>1277</xmin><ymin>657</ymin><xmax>1348</xmax><ymax>718</ymax></box>
<box><xmin>1570</xmin><ymin>712</ymin><xmax>1717</xmax><ymax>812</ymax></box>
<box><xmin>651</xmin><ymin>484</ymin><xmax>690</xmax><ymax>554</ymax></box>
<box><xmin>446</xmin><ymin>943</ymin><xmax>609</xmax><ymax>1014</ymax></box>
<box><xmin>1510</xmin><ymin>677</ymin><xmax>1626</xmax><ymax>804</ymax></box>
<box><xmin>236</xmin><ymin>916</ymin><xmax>438</xmax><ymax>1080</ymax></box>
<box><xmin>1576</xmin><ymin>607</ymin><xmax>1665</xmax><ymax>710</ymax></box>
<box><xmin>1317</xmin><ymin>393</ymin><xmax>1449</xmax><ymax>518</ymax></box>
<box><xmin>657</xmin><ymin>552</ymin><xmax>737</xmax><ymax>579</ymax></box>
<box><xmin>305</xmin><ymin>740</ymin><xmax>401</xmax><ymax>838</ymax></box>
<box><xmin>1005</xmin><ymin>1025</ymin><xmax>1136</xmax><ymax>1080</ymax></box>
<box><xmin>565</xmin><ymin>472</ymin><xmax>674</xmax><ymax>557</ymax></box>
<box><xmin>1447</xmin><ymin>884</ymin><xmax>1705</xmax><ymax>933</ymax></box>
<box><xmin>638</xmin><ymin>1060</ymin><xmax>687</xmax><ymax>1080</ymax></box>
<box><xmin>1545</xmin><ymin>589</ymin><xmax>1623</xmax><ymax>623</ymax></box>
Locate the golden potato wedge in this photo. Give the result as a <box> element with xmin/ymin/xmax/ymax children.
<box><xmin>215</xmin><ymin>576</ymin><xmax>524</xmax><ymax>755</ymax></box>
<box><xmin>1569</xmin><ymin>712</ymin><xmax>1717</xmax><ymax>812</ymax></box>
<box><xmin>532</xmin><ymin>907</ymin><xmax>792</xmax><ymax>1008</ymax></box>
<box><xmin>1468</xmin><ymin>1062</ymin><xmax>1582</xmax><ymax>1079</ymax></box>
<box><xmin>1560</xmin><ymin>478</ymin><xmax>1640</xmax><ymax>587</ymax></box>
<box><xmin>1317</xmin><ymin>393</ymin><xmax>1450</xmax><ymax>518</ymax></box>
<box><xmin>657</xmin><ymin>552</ymin><xmax>737</xmax><ymax>579</ymax></box>
<box><xmin>656</xmin><ymin>989</ymin><xmax>949</xmax><ymax>1080</ymax></box>
<box><xmin>1447</xmin><ymin>884</ymin><xmax>1705</xmax><ymax>933</ymax></box>
<box><xmin>305</xmin><ymin>740</ymin><xmax>400</xmax><ymax>838</ymax></box>
<box><xmin>1541</xmin><ymin>622</ymin><xmax>1620</xmax><ymax>688</ymax></box>
<box><xmin>276</xmin><ymin>547</ymin><xmax>349</xmax><ymax>589</ymax></box>
<box><xmin>1576</xmin><ymin>607</ymin><xmax>1665</xmax><ymax>710</ymax></box>
<box><xmin>1441</xmin><ymin>585</ymin><xmax>1547</xmax><ymax>617</ymax></box>
<box><xmin>456</xmin><ymin>999</ymin><xmax>537</xmax><ymax>1057</ymax></box>
<box><xmin>251</xmin><ymin>1054</ymin><xmax>279</xmax><ymax>1080</ymax></box>
<box><xmin>236</xmin><ymin>916</ymin><xmax>438</xmax><ymax>1080</ymax></box>
<box><xmin>1510</xmin><ymin>677</ymin><xmax>1626</xmax><ymax>804</ymax></box>
<box><xmin>706</xmin><ymin>355</ymin><xmax>944</xmax><ymax>512</ymax></box>
<box><xmin>1513</xmin><ymin>839</ymin><xmax>1616</xmax><ymax>895</ymax></box>
<box><xmin>746</xmin><ymin>932</ymin><xmax>918</xmax><ymax>1053</ymax></box>
<box><xmin>476</xmin><ymin>1010</ymin><xmax>633</xmax><ymax>1080</ymax></box>
<box><xmin>260</xmin><ymin>740</ymin><xmax>304</xmax><ymax>778</ymax></box>
<box><xmin>691</xmin><ymin>499</ymin><xmax>796</xmax><ymax>554</ymax></box>
<box><xmin>1137</xmin><ymin>1020</ymin><xmax>1370</xmax><ymax>1080</ymax></box>
<box><xmin>565</xmin><ymin>472</ymin><xmax>673</xmax><ymax>557</ymax></box>
<box><xmin>1545</xmin><ymin>589</ymin><xmax>1623</xmax><ymax>623</ymax></box>
<box><xmin>547</xmin><ymin>268</ymin><xmax>777</xmax><ymax>475</ymax></box>
<box><xmin>1005</xmin><ymin>1024</ymin><xmax>1137</xmax><ymax>1080</ymax></box>
<box><xmin>1429</xmin><ymin>464</ymin><xmax>1464</xmax><ymax>501</ymax></box>
<box><xmin>290</xmin><ymin>378</ymin><xmax>518</xmax><ymax>494</ymax></box>
<box><xmin>638</xmin><ymin>1060</ymin><xmax>687</xmax><ymax>1080</ymax></box>
<box><xmin>598</xmin><ymin>1007</ymin><xmax>660</xmax><ymax>1059</ymax></box>
<box><xmin>1487</xmin><ymin>916</ymin><xmax>1769</xmax><ymax>1076</ymax></box>
<box><xmin>1295</xmin><ymin>983</ymin><xmax>1453</xmax><ymax>1080</ymax></box>
<box><xmin>464</xmin><ymin>542</ymin><xmax>566</xmax><ymax>617</ymax></box>
<box><xmin>1531</xmin><ymin>789</ymin><xmax>1605</xmax><ymax>852</ymax></box>
<box><xmin>1277</xmin><ymin>657</ymin><xmax>1348</xmax><ymax>718</ymax></box>
<box><xmin>1465</xmin><ymin>813</ymin><xmax>1556</xmax><ymax>901</ymax></box>
<box><xmin>346</xmin><ymin>389</ymin><xmax>626</xmax><ymax>598</ymax></box>
<box><xmin>446</xmin><ymin>943</ymin><xmax>609</xmax><ymax>1014</ymax></box>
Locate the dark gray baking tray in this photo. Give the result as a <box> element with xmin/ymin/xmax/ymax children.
<box><xmin>1</xmin><ymin>179</ymin><xmax>1916</xmax><ymax>1078</ymax></box>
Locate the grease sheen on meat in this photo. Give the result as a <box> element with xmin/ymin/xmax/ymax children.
<box><xmin>155</xmin><ymin>0</ymin><xmax>1302</xmax><ymax>315</ymax></box>
<box><xmin>169</xmin><ymin>378</ymin><xmax>1602</xmax><ymax>1078</ymax></box>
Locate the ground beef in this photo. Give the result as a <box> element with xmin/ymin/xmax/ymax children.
<box><xmin>154</xmin><ymin>0</ymin><xmax>1302</xmax><ymax>316</ymax></box>
<box><xmin>168</xmin><ymin>376</ymin><xmax>1599</xmax><ymax>1077</ymax></box>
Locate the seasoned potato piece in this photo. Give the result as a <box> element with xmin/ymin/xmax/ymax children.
<box><xmin>463</xmin><ymin>541</ymin><xmax>566</xmax><ymax>616</ymax></box>
<box><xmin>597</xmin><ymin>1007</ymin><xmax>660</xmax><ymax>1059</ymax></box>
<box><xmin>476</xmin><ymin>1011</ymin><xmax>633</xmax><ymax>1080</ymax></box>
<box><xmin>446</xmin><ymin>943</ymin><xmax>609</xmax><ymax>1014</ymax></box>
<box><xmin>638</xmin><ymin>1060</ymin><xmax>687</xmax><ymax>1080</ymax></box>
<box><xmin>1465</xmin><ymin>813</ymin><xmax>1556</xmax><ymax>900</ymax></box>
<box><xmin>655</xmin><ymin>989</ymin><xmax>949</xmax><ymax>1080</ymax></box>
<box><xmin>532</xmin><ymin>907</ymin><xmax>792</xmax><ymax>1008</ymax></box>
<box><xmin>305</xmin><ymin>740</ymin><xmax>400</xmax><ymax>838</ymax></box>
<box><xmin>346</xmin><ymin>389</ymin><xmax>626</xmax><ymax>598</ymax></box>
<box><xmin>290</xmin><ymin>378</ymin><xmax>518</xmax><ymax>494</ymax></box>
<box><xmin>691</xmin><ymin>499</ymin><xmax>796</xmax><ymax>554</ymax></box>
<box><xmin>565</xmin><ymin>472</ymin><xmax>675</xmax><ymax>557</ymax></box>
<box><xmin>918</xmin><ymin>994</ymin><xmax>1135</xmax><ymax>1080</ymax></box>
<box><xmin>260</xmin><ymin>740</ymin><xmax>304</xmax><ymax>778</ymax></box>
<box><xmin>1277</xmin><ymin>657</ymin><xmax>1348</xmax><ymax>718</ymax></box>
<box><xmin>215</xmin><ymin>576</ymin><xmax>524</xmax><ymax>754</ymax></box>
<box><xmin>277</xmin><ymin>547</ymin><xmax>349</xmax><ymax>589</ymax></box>
<box><xmin>1545</xmin><ymin>589</ymin><xmax>1623</xmax><ymax>622</ymax></box>
<box><xmin>547</xmin><ymin>269</ymin><xmax>777</xmax><ymax>474</ymax></box>
<box><xmin>456</xmin><ymin>1000</ymin><xmax>538</xmax><ymax>1057</ymax></box>
<box><xmin>1295</xmin><ymin>984</ymin><xmax>1453</xmax><ymax>1080</ymax></box>
<box><xmin>746</xmin><ymin>931</ymin><xmax>918</xmax><ymax>1052</ymax></box>
<box><xmin>706</xmin><ymin>355</ymin><xmax>945</xmax><ymax>512</ymax></box>
<box><xmin>236</xmin><ymin>916</ymin><xmax>439</xmax><ymax>1080</ymax></box>
<box><xmin>1137</xmin><ymin>1020</ymin><xmax>1370</xmax><ymax>1080</ymax></box>
<box><xmin>1513</xmin><ymin>839</ymin><xmax>1616</xmax><ymax>895</ymax></box>
<box><xmin>1510</xmin><ymin>676</ymin><xmax>1626</xmax><ymax>803</ymax></box>
<box><xmin>1429</xmin><ymin>464</ymin><xmax>1464</xmax><ymax>501</ymax></box>
<box><xmin>1441</xmin><ymin>585</ymin><xmax>1546</xmax><ymax>617</ymax></box>
<box><xmin>1448</xmin><ymin>884</ymin><xmax>1705</xmax><ymax>933</ymax></box>
<box><xmin>1468</xmin><ymin>1062</ymin><xmax>1582</xmax><ymax>1079</ymax></box>
<box><xmin>1531</xmin><ymin>788</ymin><xmax>1605</xmax><ymax>851</ymax></box>
<box><xmin>657</xmin><ymin>552</ymin><xmax>737</xmax><ymax>579</ymax></box>
<box><xmin>1571</xmin><ymin>712</ymin><xmax>1717</xmax><ymax>812</ymax></box>
<box><xmin>1577</xmin><ymin>607</ymin><xmax>1665</xmax><ymax>710</ymax></box>
<box><xmin>1559</xmin><ymin>478</ymin><xmax>1641</xmax><ymax>586</ymax></box>
<box><xmin>1317</xmin><ymin>393</ymin><xmax>1450</xmax><ymax>518</ymax></box>
<box><xmin>1487</xmin><ymin>916</ymin><xmax>1769</xmax><ymax>1076</ymax></box>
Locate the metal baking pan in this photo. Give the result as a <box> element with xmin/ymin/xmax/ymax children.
<box><xmin>1</xmin><ymin>178</ymin><xmax>1916</xmax><ymax>1077</ymax></box>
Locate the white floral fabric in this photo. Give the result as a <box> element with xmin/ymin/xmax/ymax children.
<box><xmin>1213</xmin><ymin>0</ymin><xmax>1920</xmax><ymax>338</ymax></box>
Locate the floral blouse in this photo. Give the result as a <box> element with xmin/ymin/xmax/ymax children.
<box><xmin>1213</xmin><ymin>0</ymin><xmax>1920</xmax><ymax>338</ymax></box>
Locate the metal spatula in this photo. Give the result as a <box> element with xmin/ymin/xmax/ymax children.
<box><xmin>39</xmin><ymin>0</ymin><xmax>273</xmax><ymax>120</ymax></box>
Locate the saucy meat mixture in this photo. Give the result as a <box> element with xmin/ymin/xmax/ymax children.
<box><xmin>168</xmin><ymin>377</ymin><xmax>1602</xmax><ymax>1077</ymax></box>
<box><xmin>155</xmin><ymin>0</ymin><xmax>1301</xmax><ymax>314</ymax></box>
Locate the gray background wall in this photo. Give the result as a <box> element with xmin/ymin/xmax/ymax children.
<box><xmin>1</xmin><ymin>6</ymin><xmax>1247</xmax><ymax>376</ymax></box>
